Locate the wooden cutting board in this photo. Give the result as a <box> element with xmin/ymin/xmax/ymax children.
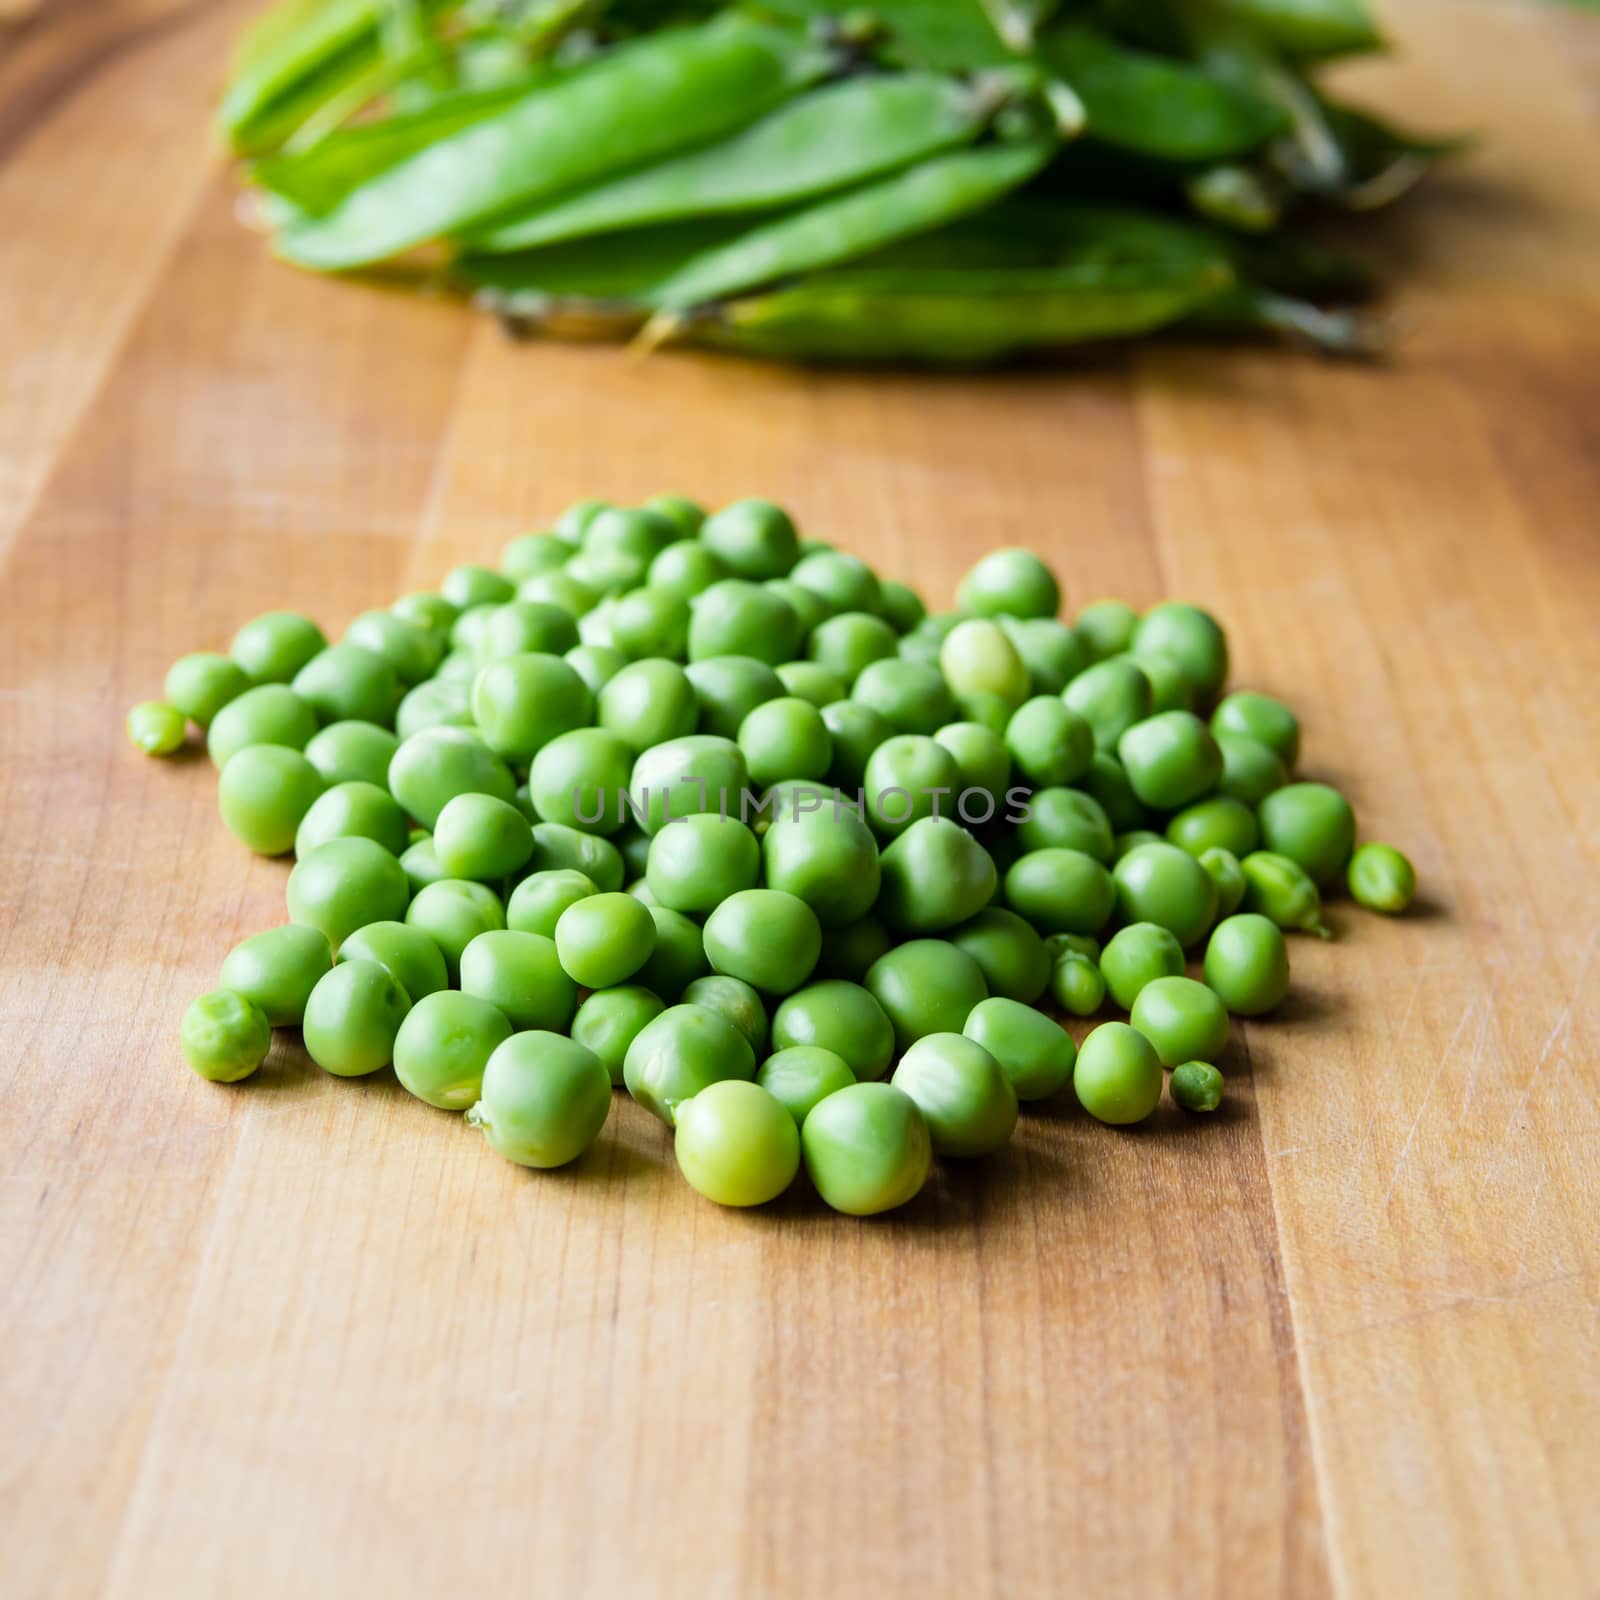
<box><xmin>2</xmin><ymin>1</ymin><xmax>1598</xmax><ymax>1593</ymax></box>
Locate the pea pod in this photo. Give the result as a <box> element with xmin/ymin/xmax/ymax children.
<box><xmin>467</xmin><ymin>72</ymin><xmax>1004</xmax><ymax>254</ymax></box>
<box><xmin>1318</xmin><ymin>97</ymin><xmax>1469</xmax><ymax>210</ymax></box>
<box><xmin>1224</xmin><ymin>0</ymin><xmax>1382</xmax><ymax>60</ymax></box>
<box><xmin>1038</xmin><ymin>25</ymin><xmax>1287</xmax><ymax>162</ymax></box>
<box><xmin>646</xmin><ymin>136</ymin><xmax>1059</xmax><ymax>315</ymax></box>
<box><xmin>673</xmin><ymin>257</ymin><xmax>1232</xmax><ymax>364</ymax></box>
<box><xmin>274</xmin><ymin>16</ymin><xmax>826</xmax><ymax>270</ymax></box>
<box><xmin>762</xmin><ymin>0</ymin><xmax>1017</xmax><ymax>69</ymax></box>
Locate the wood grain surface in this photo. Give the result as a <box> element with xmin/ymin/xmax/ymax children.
<box><xmin>2</xmin><ymin>2</ymin><xmax>1598</xmax><ymax>1595</ymax></box>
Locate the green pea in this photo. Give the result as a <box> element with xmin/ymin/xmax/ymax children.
<box><xmin>1240</xmin><ymin>849</ymin><xmax>1331</xmax><ymax>938</ymax></box>
<box><xmin>470</xmin><ymin>652</ymin><xmax>593</xmax><ymax>765</ymax></box>
<box><xmin>1167</xmin><ymin>795</ymin><xmax>1258</xmax><ymax>858</ymax></box>
<box><xmin>624</xmin><ymin>1001</ymin><xmax>757</xmax><ymax>1125</ymax></box>
<box><xmin>1348</xmin><ymin>841</ymin><xmax>1416</xmax><ymax>914</ymax></box>
<box><xmin>392</xmin><ymin>990</ymin><xmax>512</xmax><ymax>1109</ymax></box>
<box><xmin>699</xmin><ymin>499</ymin><xmax>799</xmax><ymax>581</ymax></box>
<box><xmin>1046</xmin><ymin>931</ymin><xmax>1101</xmax><ymax>963</ymax></box>
<box><xmin>392</xmin><ymin>591</ymin><xmax>460</xmax><ymax>637</ymax></box>
<box><xmin>207</xmin><ymin>684</ymin><xmax>318</xmax><ymax>767</ymax></box>
<box><xmin>1258</xmin><ymin>782</ymin><xmax>1356</xmax><ymax>888</ymax></box>
<box><xmin>999</xmin><ymin>617</ymin><xmax>1088</xmax><ymax>695</ymax></box>
<box><xmin>858</xmin><ymin>734</ymin><xmax>959</xmax><ymax>839</ymax></box>
<box><xmin>865</xmin><ymin>938</ymin><xmax>988</xmax><ymax>1051</ymax></box>
<box><xmin>442</xmin><ymin>563</ymin><xmax>515</xmax><ymax>610</ymax></box>
<box><xmin>1063</xmin><ymin>659</ymin><xmax>1152</xmax><ymax>752</ymax></box>
<box><xmin>450</xmin><ymin>602</ymin><xmax>503</xmax><ymax>655</ymax></box>
<box><xmin>1115</xmin><ymin>829</ymin><xmax>1165</xmax><ymax>859</ymax></box>
<box><xmin>1112</xmin><ymin>842</ymin><xmax>1219</xmax><ymax>948</ymax></box>
<box><xmin>304</xmin><ymin>720</ymin><xmax>400</xmax><ymax>789</ymax></box>
<box><xmin>480</xmin><ymin>600</ymin><xmax>581</xmax><ymax>661</ymax></box>
<box><xmin>809</xmin><ymin>611</ymin><xmax>899</xmax><ymax>686</ymax></box>
<box><xmin>523</xmin><ymin>727</ymin><xmax>631</xmax><ymax>835</ymax></box>
<box><xmin>1004</xmin><ymin>696</ymin><xmax>1094</xmax><ymax>788</ymax></box>
<box><xmin>125</xmin><ymin>697</ymin><xmax>184</xmax><ymax>771</ymax></box>
<box><xmin>1199</xmin><ymin>846</ymin><xmax>1247</xmax><ymax>917</ymax></box>
<box><xmin>879</xmin><ymin>580</ymin><xmax>925</xmax><ymax>634</ymax></box>
<box><xmin>294</xmin><ymin>779</ymin><xmax>409</xmax><ymax>858</ymax></box>
<box><xmin>395</xmin><ymin>676</ymin><xmax>474</xmax><ymax>742</ymax></box>
<box><xmin>1116</xmin><ymin>649</ymin><xmax>1193</xmax><ymax>713</ymax></box>
<box><xmin>1050</xmin><ymin>949</ymin><xmax>1106</xmax><ymax>1016</ymax></box>
<box><xmin>554</xmin><ymin>499</ymin><xmax>610</xmax><ymax>543</ymax></box>
<box><xmin>775</xmin><ymin>660</ymin><xmax>844</xmax><ymax>709</ymax></box>
<box><xmin>499</xmin><ymin>531</ymin><xmax>570</xmax><ymax>583</ymax></box>
<box><xmin>400</xmin><ymin>835</ymin><xmax>447</xmax><ymax>893</ymax></box>
<box><xmin>231</xmin><ymin>610</ymin><xmax>327</xmax><ymax>684</ymax></box>
<box><xmin>432</xmin><ymin>792</ymin><xmax>533</xmax><ymax>882</ymax></box>
<box><xmin>813</xmin><ymin>915</ymin><xmax>892</xmax><ymax>982</ymax></box>
<box><xmin>801</xmin><ymin>1082</ymin><xmax>932</xmax><ymax>1216</ymax></box>
<box><xmin>165</xmin><ymin>652</ymin><xmax>250</xmax><ymax>725</ymax></box>
<box><xmin>681</xmin><ymin>974</ymin><xmax>769</xmax><ymax>1055</ymax></box>
<box><xmin>1074</xmin><ymin>1021</ymin><xmax>1163</xmax><ymax>1125</ymax></box>
<box><xmin>808</xmin><ymin>697</ymin><xmax>881</xmax><ymax>787</ymax></box>
<box><xmin>1078</xmin><ymin>748</ymin><xmax>1148</xmax><ymax>832</ymax></box>
<box><xmin>757</xmin><ymin>1045</ymin><xmax>855</xmax><ymax>1125</ymax></box>
<box><xmin>1074</xmin><ymin>599</ymin><xmax>1138</xmax><ymax>663</ymax></box>
<box><xmin>766</xmin><ymin>579</ymin><xmax>831</xmax><ymax>634</ymax></box>
<box><xmin>1015</xmin><ymin>786</ymin><xmax>1113</xmax><ymax>861</ymax></box>
<box><xmin>938</xmin><ymin>618</ymin><xmax>1028</xmax><ymax>711</ymax></box>
<box><xmin>469</xmin><ymin>1032</ymin><xmax>612</xmax><ymax>1168</ymax></box>
<box><xmin>648</xmin><ymin>540</ymin><xmax>726</xmax><ymax>598</ymax></box>
<box><xmin>339</xmin><ymin>919</ymin><xmax>448</xmax><ymax>1004</ymax></box>
<box><xmin>346</xmin><ymin>609</ymin><xmax>442</xmax><ymax>686</ymax></box>
<box><xmin>641</xmin><ymin>814</ymin><xmax>755</xmax><ymax>914</ymax></box>
<box><xmin>405</xmin><ymin>878</ymin><xmax>505</xmax><ymax>982</ymax></box>
<box><xmin>1131</xmin><ymin>601</ymin><xmax>1229</xmax><ymax>702</ymax></box>
<box><xmin>458</xmin><ymin>931</ymin><xmax>573</xmax><ymax>1031</ymax></box>
<box><xmin>1099</xmin><ymin>921</ymin><xmax>1186</xmax><ymax>1011</ymax></box>
<box><xmin>683</xmin><ymin>654</ymin><xmax>784</xmax><ymax>740</ymax></box>
<box><xmin>789</xmin><ymin>547</ymin><xmax>881</xmax><ymax>615</ymax></box>
<box><xmin>1171</xmin><ymin>1061</ymin><xmax>1225</xmax><ymax>1114</ymax></box>
<box><xmin>1118</xmin><ymin>711</ymin><xmax>1223</xmax><ymax>811</ymax></box>
<box><xmin>932</xmin><ymin>721</ymin><xmax>1010</xmax><ymax>815</ymax></box>
<box><xmin>891</xmin><ymin>1032</ymin><xmax>1016</xmax><ymax>1158</ymax></box>
<box><xmin>636</xmin><ymin>904</ymin><xmax>710</xmax><ymax>1000</ymax></box>
<box><xmin>627</xmin><ymin>733</ymin><xmax>749</xmax><ymax>834</ymax></box>
<box><xmin>1130</xmin><ymin>975</ymin><xmax>1229</xmax><ymax>1067</ymax></box>
<box><xmin>219</xmin><ymin>924</ymin><xmax>333</xmax><ymax>1026</ymax></box>
<box><xmin>877</xmin><ymin>817</ymin><xmax>996</xmax><ymax>936</ymax></box>
<box><xmin>702</xmin><ymin>888</ymin><xmax>821</xmax><ymax>996</ymax></box>
<box><xmin>216</xmin><ymin>745</ymin><xmax>324</xmax><ymax>856</ymax></box>
<box><xmin>572</xmin><ymin>986</ymin><xmax>666</xmax><ymax>1086</ymax></box>
<box><xmin>565</xmin><ymin>643</ymin><xmax>628</xmax><ymax>696</ymax></box>
<box><xmin>388</xmin><ymin>726</ymin><xmax>515</xmax><ymax>830</ymax></box>
<box><xmin>180</xmin><ymin>989</ymin><xmax>271</xmax><ymax>1083</ymax></box>
<box><xmin>956</xmin><ymin>548</ymin><xmax>1059</xmax><ymax>620</ymax></box>
<box><xmin>286</xmin><ymin>836</ymin><xmax>410</xmax><ymax>950</ymax></box>
<box><xmin>851</xmin><ymin>658</ymin><xmax>955</xmax><ymax>737</ymax></box>
<box><xmin>584</xmin><ymin>506</ymin><xmax>679</xmax><ymax>578</ymax></box>
<box><xmin>1003</xmin><ymin>848</ymin><xmax>1115</xmax><ymax>937</ymax></box>
<box><xmin>964</xmin><ymin>996</ymin><xmax>1076</xmax><ymax>1102</ymax></box>
<box><xmin>674</xmin><ymin>1079</ymin><xmax>800</xmax><ymax>1207</ymax></box>
<box><xmin>1215</xmin><ymin>732</ymin><xmax>1288</xmax><ymax>807</ymax></box>
<box><xmin>771</xmin><ymin>978</ymin><xmax>895</xmax><ymax>1081</ymax></box>
<box><xmin>1203</xmin><ymin>912</ymin><xmax>1291</xmax><ymax>1015</ymax></box>
<box><xmin>554</xmin><ymin>892</ymin><xmax>657</xmax><ymax>989</ymax></box>
<box><xmin>737</xmin><ymin>696</ymin><xmax>832</xmax><ymax>787</ymax></box>
<box><xmin>528</xmin><ymin>822</ymin><xmax>625</xmax><ymax>892</ymax></box>
<box><xmin>588</xmin><ymin>661</ymin><xmax>693</xmax><ymax>756</ymax></box>
<box><xmin>948</xmin><ymin>907</ymin><xmax>1049</xmax><ymax>1003</ymax></box>
<box><xmin>895</xmin><ymin>611</ymin><xmax>959</xmax><ymax>667</ymax></box>
<box><xmin>302</xmin><ymin>959</ymin><xmax>410</xmax><ymax>1077</ymax></box>
<box><xmin>503</xmin><ymin>868</ymin><xmax>594</xmax><ymax>938</ymax></box>
<box><xmin>518</xmin><ymin>571</ymin><xmax>597</xmax><ymax>617</ymax></box>
<box><xmin>1211</xmin><ymin>691</ymin><xmax>1299</xmax><ymax>769</ymax></box>
<box><xmin>688</xmin><ymin>579</ymin><xmax>802</xmax><ymax>665</ymax></box>
<box><xmin>291</xmin><ymin>643</ymin><xmax>397</xmax><ymax>726</ymax></box>
<box><xmin>610</xmin><ymin>585</ymin><xmax>692</xmax><ymax>660</ymax></box>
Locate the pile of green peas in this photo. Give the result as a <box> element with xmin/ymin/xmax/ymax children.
<box><xmin>138</xmin><ymin>496</ymin><xmax>1418</xmax><ymax>1214</ymax></box>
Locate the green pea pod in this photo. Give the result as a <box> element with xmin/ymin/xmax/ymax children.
<box><xmin>645</xmin><ymin>136</ymin><xmax>1058</xmax><ymax>315</ymax></box>
<box><xmin>220</xmin><ymin>0</ymin><xmax>390</xmax><ymax>151</ymax></box>
<box><xmin>274</xmin><ymin>16</ymin><xmax>826</xmax><ymax>270</ymax></box>
<box><xmin>671</xmin><ymin>257</ymin><xmax>1232</xmax><ymax>364</ymax></box>
<box><xmin>1223</xmin><ymin>0</ymin><xmax>1382</xmax><ymax>59</ymax></box>
<box><xmin>467</xmin><ymin>72</ymin><xmax>1000</xmax><ymax>254</ymax></box>
<box><xmin>761</xmin><ymin>0</ymin><xmax>1017</xmax><ymax>68</ymax></box>
<box><xmin>1188</xmin><ymin>285</ymin><xmax>1381</xmax><ymax>356</ymax></box>
<box><xmin>1038</xmin><ymin>25</ymin><xmax>1287</xmax><ymax>162</ymax></box>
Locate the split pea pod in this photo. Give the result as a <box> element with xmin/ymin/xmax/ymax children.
<box><xmin>646</xmin><ymin>136</ymin><xmax>1059</xmax><ymax>317</ymax></box>
<box><xmin>274</xmin><ymin>16</ymin><xmax>826</xmax><ymax>270</ymax></box>
<box><xmin>468</xmin><ymin>72</ymin><xmax>1006</xmax><ymax>255</ymax></box>
<box><xmin>675</xmin><ymin>257</ymin><xmax>1233</xmax><ymax>365</ymax></box>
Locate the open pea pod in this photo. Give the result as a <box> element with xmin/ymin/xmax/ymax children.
<box><xmin>1038</xmin><ymin>24</ymin><xmax>1288</xmax><ymax>162</ymax></box>
<box><xmin>273</xmin><ymin>15</ymin><xmax>827</xmax><ymax>270</ymax></box>
<box><xmin>645</xmin><ymin>134</ymin><xmax>1058</xmax><ymax>314</ymax></box>
<box><xmin>466</xmin><ymin>71</ymin><xmax>1006</xmax><ymax>254</ymax></box>
<box><xmin>220</xmin><ymin>0</ymin><xmax>393</xmax><ymax>152</ymax></box>
<box><xmin>671</xmin><ymin>256</ymin><xmax>1233</xmax><ymax>363</ymax></box>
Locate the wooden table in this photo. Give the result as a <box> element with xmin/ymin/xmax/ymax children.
<box><xmin>4</xmin><ymin>2</ymin><xmax>1598</xmax><ymax>1593</ymax></box>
